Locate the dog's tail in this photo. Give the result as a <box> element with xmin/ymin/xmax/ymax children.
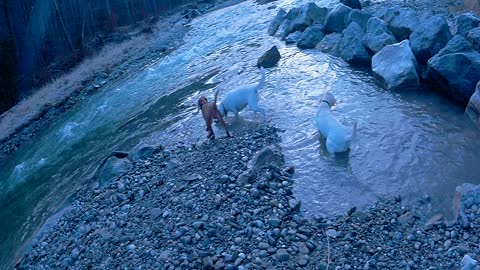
<box><xmin>214</xmin><ymin>90</ymin><xmax>219</xmax><ymax>105</ymax></box>
<box><xmin>255</xmin><ymin>66</ymin><xmax>266</xmax><ymax>92</ymax></box>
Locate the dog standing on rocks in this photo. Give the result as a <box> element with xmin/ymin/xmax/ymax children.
<box><xmin>198</xmin><ymin>91</ymin><xmax>232</xmax><ymax>139</ymax></box>
<box><xmin>217</xmin><ymin>67</ymin><xmax>266</xmax><ymax>121</ymax></box>
<box><xmin>316</xmin><ymin>92</ymin><xmax>357</xmax><ymax>154</ymax></box>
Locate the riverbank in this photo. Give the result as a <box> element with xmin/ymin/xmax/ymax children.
<box><xmin>15</xmin><ymin>125</ymin><xmax>480</xmax><ymax>269</ymax></box>
<box><xmin>0</xmin><ymin>0</ymin><xmax>246</xmax><ymax>164</ymax></box>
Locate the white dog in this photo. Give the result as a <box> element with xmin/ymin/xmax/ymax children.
<box><xmin>316</xmin><ymin>92</ymin><xmax>357</xmax><ymax>154</ymax></box>
<box><xmin>217</xmin><ymin>67</ymin><xmax>266</xmax><ymax>120</ymax></box>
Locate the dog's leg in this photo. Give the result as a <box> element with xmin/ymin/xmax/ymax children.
<box><xmin>248</xmin><ymin>96</ymin><xmax>265</xmax><ymax>120</ymax></box>
<box><xmin>218</xmin><ymin>115</ymin><xmax>232</xmax><ymax>137</ymax></box>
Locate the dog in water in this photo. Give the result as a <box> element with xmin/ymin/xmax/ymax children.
<box><xmin>217</xmin><ymin>67</ymin><xmax>266</xmax><ymax>121</ymax></box>
<box><xmin>198</xmin><ymin>91</ymin><xmax>232</xmax><ymax>139</ymax></box>
<box><xmin>316</xmin><ymin>92</ymin><xmax>357</xmax><ymax>154</ymax></box>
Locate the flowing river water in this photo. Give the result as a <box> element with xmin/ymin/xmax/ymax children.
<box><xmin>1</xmin><ymin>0</ymin><xmax>480</xmax><ymax>267</ymax></box>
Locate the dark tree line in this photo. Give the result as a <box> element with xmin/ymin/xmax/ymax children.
<box><xmin>0</xmin><ymin>0</ymin><xmax>195</xmax><ymax>114</ymax></box>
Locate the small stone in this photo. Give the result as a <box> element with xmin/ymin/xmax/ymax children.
<box><xmin>288</xmin><ymin>199</ymin><xmax>301</xmax><ymax>211</ymax></box>
<box><xmin>268</xmin><ymin>216</ymin><xmax>282</xmax><ymax>227</ymax></box>
<box><xmin>192</xmin><ymin>221</ymin><xmax>204</xmax><ymax>230</ymax></box>
<box><xmin>297</xmin><ymin>255</ymin><xmax>309</xmax><ymax>266</ymax></box>
<box><xmin>203</xmin><ymin>256</ymin><xmax>215</xmax><ymax>269</ymax></box>
<box><xmin>326</xmin><ymin>229</ymin><xmax>338</xmax><ymax>238</ymax></box>
<box><xmin>70</xmin><ymin>248</ymin><xmax>79</xmax><ymax>260</ymax></box>
<box><xmin>219</xmin><ymin>175</ymin><xmax>229</xmax><ymax>183</ymax></box>
<box><xmin>397</xmin><ymin>212</ymin><xmax>414</xmax><ymax>225</ymax></box>
<box><xmin>259</xmin><ymin>242</ymin><xmax>270</xmax><ymax>250</ymax></box>
<box><xmin>275</xmin><ymin>249</ymin><xmax>290</xmax><ymax>261</ymax></box>
<box><xmin>461</xmin><ymin>254</ymin><xmax>478</xmax><ymax>270</ymax></box>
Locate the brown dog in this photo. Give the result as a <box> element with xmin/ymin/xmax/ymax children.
<box><xmin>198</xmin><ymin>91</ymin><xmax>231</xmax><ymax>139</ymax></box>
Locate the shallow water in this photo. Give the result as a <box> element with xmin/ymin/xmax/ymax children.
<box><xmin>1</xmin><ymin>0</ymin><xmax>480</xmax><ymax>267</ymax></box>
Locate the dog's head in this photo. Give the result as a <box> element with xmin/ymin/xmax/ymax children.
<box><xmin>197</xmin><ymin>96</ymin><xmax>208</xmax><ymax>110</ymax></box>
<box><xmin>321</xmin><ymin>92</ymin><xmax>337</xmax><ymax>107</ymax></box>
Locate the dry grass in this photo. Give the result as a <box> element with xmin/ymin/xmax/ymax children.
<box><xmin>0</xmin><ymin>15</ymin><xmax>184</xmax><ymax>142</ymax></box>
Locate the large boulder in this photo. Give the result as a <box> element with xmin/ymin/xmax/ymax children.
<box><xmin>290</xmin><ymin>2</ymin><xmax>328</xmax><ymax>32</ymax></box>
<box><xmin>410</xmin><ymin>15</ymin><xmax>452</xmax><ymax>64</ymax></box>
<box><xmin>324</xmin><ymin>4</ymin><xmax>353</xmax><ymax>33</ymax></box>
<box><xmin>466</xmin><ymin>81</ymin><xmax>480</xmax><ymax>126</ymax></box>
<box><xmin>372</xmin><ymin>40</ymin><xmax>419</xmax><ymax>91</ymax></box>
<box><xmin>467</xmin><ymin>27</ymin><xmax>480</xmax><ymax>52</ymax></box>
<box><xmin>248</xmin><ymin>145</ymin><xmax>284</xmax><ymax>169</ymax></box>
<box><xmin>257</xmin><ymin>46</ymin><xmax>281</xmax><ymax>68</ymax></box>
<box><xmin>276</xmin><ymin>19</ymin><xmax>294</xmax><ymax>40</ymax></box>
<box><xmin>453</xmin><ymin>12</ymin><xmax>480</xmax><ymax>36</ymax></box>
<box><xmin>362</xmin><ymin>17</ymin><xmax>397</xmax><ymax>53</ymax></box>
<box><xmin>317</xmin><ymin>33</ymin><xmax>341</xmax><ymax>55</ymax></box>
<box><xmin>345</xmin><ymin>9</ymin><xmax>371</xmax><ymax>31</ymax></box>
<box><xmin>129</xmin><ymin>143</ymin><xmax>163</xmax><ymax>162</ymax></box>
<box><xmin>434</xmin><ymin>35</ymin><xmax>474</xmax><ymax>56</ymax></box>
<box><xmin>275</xmin><ymin>7</ymin><xmax>301</xmax><ymax>40</ymax></box>
<box><xmin>297</xmin><ymin>25</ymin><xmax>325</xmax><ymax>49</ymax></box>
<box><xmin>268</xmin><ymin>9</ymin><xmax>287</xmax><ymax>36</ymax></box>
<box><xmin>384</xmin><ymin>7</ymin><xmax>420</xmax><ymax>40</ymax></box>
<box><xmin>425</xmin><ymin>50</ymin><xmax>480</xmax><ymax>104</ymax></box>
<box><xmin>338</xmin><ymin>22</ymin><xmax>371</xmax><ymax>64</ymax></box>
<box><xmin>340</xmin><ymin>0</ymin><xmax>361</xmax><ymax>9</ymax></box>
<box><xmin>285</xmin><ymin>31</ymin><xmax>303</xmax><ymax>44</ymax></box>
<box><xmin>93</xmin><ymin>151</ymin><xmax>132</xmax><ymax>187</ymax></box>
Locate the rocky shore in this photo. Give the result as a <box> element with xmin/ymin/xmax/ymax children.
<box><xmin>15</xmin><ymin>126</ymin><xmax>480</xmax><ymax>269</ymax></box>
<box><xmin>266</xmin><ymin>0</ymin><xmax>480</xmax><ymax>126</ymax></box>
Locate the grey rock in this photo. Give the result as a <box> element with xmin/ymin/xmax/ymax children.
<box><xmin>249</xmin><ymin>145</ymin><xmax>284</xmax><ymax>169</ymax></box>
<box><xmin>297</xmin><ymin>254</ymin><xmax>309</xmax><ymax>266</ymax></box>
<box><xmin>150</xmin><ymin>208</ymin><xmax>163</xmax><ymax>219</ymax></box>
<box><xmin>338</xmin><ymin>22</ymin><xmax>371</xmax><ymax>64</ymax></box>
<box><xmin>326</xmin><ymin>229</ymin><xmax>338</xmax><ymax>238</ymax></box>
<box><xmin>276</xmin><ymin>19</ymin><xmax>294</xmax><ymax>40</ymax></box>
<box><xmin>345</xmin><ymin>10</ymin><xmax>371</xmax><ymax>31</ymax></box>
<box><xmin>466</xmin><ymin>81</ymin><xmax>480</xmax><ymax>126</ymax></box>
<box><xmin>259</xmin><ymin>242</ymin><xmax>270</xmax><ymax>250</ymax></box>
<box><xmin>94</xmin><ymin>152</ymin><xmax>132</xmax><ymax>186</ymax></box>
<box><xmin>362</xmin><ymin>17</ymin><xmax>397</xmax><ymax>54</ymax></box>
<box><xmin>453</xmin><ymin>12</ymin><xmax>480</xmax><ymax>36</ymax></box>
<box><xmin>317</xmin><ymin>33</ymin><xmax>341</xmax><ymax>55</ymax></box>
<box><xmin>461</xmin><ymin>254</ymin><xmax>478</xmax><ymax>270</ymax></box>
<box><xmin>410</xmin><ymin>15</ymin><xmax>452</xmax><ymax>64</ymax></box>
<box><xmin>324</xmin><ymin>4</ymin><xmax>353</xmax><ymax>33</ymax></box>
<box><xmin>238</xmin><ymin>169</ymin><xmax>255</xmax><ymax>183</ymax></box>
<box><xmin>467</xmin><ymin>27</ymin><xmax>480</xmax><ymax>52</ymax></box>
<box><xmin>435</xmin><ymin>35</ymin><xmax>474</xmax><ymax>57</ymax></box>
<box><xmin>268</xmin><ymin>9</ymin><xmax>287</xmax><ymax>36</ymax></box>
<box><xmin>288</xmin><ymin>199</ymin><xmax>301</xmax><ymax>211</ymax></box>
<box><xmin>297</xmin><ymin>25</ymin><xmax>325</xmax><ymax>49</ymax></box>
<box><xmin>285</xmin><ymin>31</ymin><xmax>303</xmax><ymax>44</ymax></box>
<box><xmin>340</xmin><ymin>0</ymin><xmax>361</xmax><ymax>9</ymax></box>
<box><xmin>425</xmin><ymin>49</ymin><xmax>480</xmax><ymax>104</ymax></box>
<box><xmin>268</xmin><ymin>216</ymin><xmax>282</xmax><ymax>227</ymax></box>
<box><xmin>203</xmin><ymin>256</ymin><xmax>215</xmax><ymax>269</ymax></box>
<box><xmin>275</xmin><ymin>249</ymin><xmax>290</xmax><ymax>261</ymax></box>
<box><xmin>219</xmin><ymin>175</ymin><xmax>229</xmax><ymax>183</ymax></box>
<box><xmin>257</xmin><ymin>46</ymin><xmax>281</xmax><ymax>68</ymax></box>
<box><xmin>290</xmin><ymin>2</ymin><xmax>328</xmax><ymax>32</ymax></box>
<box><xmin>129</xmin><ymin>143</ymin><xmax>163</xmax><ymax>162</ymax></box>
<box><xmin>372</xmin><ymin>40</ymin><xmax>419</xmax><ymax>91</ymax></box>
<box><xmin>384</xmin><ymin>7</ymin><xmax>420</xmax><ymax>40</ymax></box>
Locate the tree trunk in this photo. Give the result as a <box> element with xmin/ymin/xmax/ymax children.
<box><xmin>53</xmin><ymin>0</ymin><xmax>75</xmax><ymax>52</ymax></box>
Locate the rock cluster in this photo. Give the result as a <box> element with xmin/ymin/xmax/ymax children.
<box><xmin>267</xmin><ymin>1</ymin><xmax>480</xmax><ymax>124</ymax></box>
<box><xmin>16</xmin><ymin>126</ymin><xmax>480</xmax><ymax>269</ymax></box>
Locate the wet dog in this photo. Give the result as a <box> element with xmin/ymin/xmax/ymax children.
<box><xmin>217</xmin><ymin>67</ymin><xmax>266</xmax><ymax>121</ymax></box>
<box><xmin>198</xmin><ymin>91</ymin><xmax>231</xmax><ymax>139</ymax></box>
<box><xmin>316</xmin><ymin>92</ymin><xmax>357</xmax><ymax>154</ymax></box>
